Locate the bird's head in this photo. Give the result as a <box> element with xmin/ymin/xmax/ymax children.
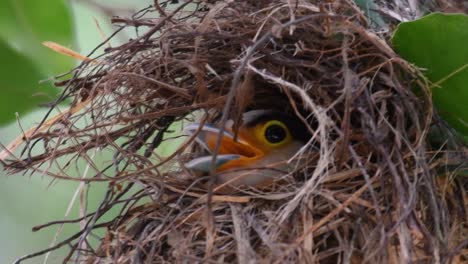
<box><xmin>185</xmin><ymin>110</ymin><xmax>311</xmax><ymax>187</ymax></box>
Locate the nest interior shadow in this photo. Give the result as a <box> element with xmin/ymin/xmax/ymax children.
<box><xmin>3</xmin><ymin>1</ymin><xmax>467</xmax><ymax>263</ymax></box>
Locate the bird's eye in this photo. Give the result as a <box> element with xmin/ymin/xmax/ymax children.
<box><xmin>258</xmin><ymin>120</ymin><xmax>292</xmax><ymax>146</ymax></box>
<box><xmin>265</xmin><ymin>124</ymin><xmax>287</xmax><ymax>143</ymax></box>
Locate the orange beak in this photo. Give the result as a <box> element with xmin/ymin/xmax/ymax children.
<box><xmin>185</xmin><ymin>123</ymin><xmax>264</xmax><ymax>173</ymax></box>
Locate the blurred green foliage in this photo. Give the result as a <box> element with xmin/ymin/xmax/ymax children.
<box><xmin>354</xmin><ymin>0</ymin><xmax>387</xmax><ymax>29</ymax></box>
<box><xmin>0</xmin><ymin>1</ymin><xmax>149</xmax><ymax>263</ymax></box>
<box><xmin>0</xmin><ymin>0</ymin><xmax>75</xmax><ymax>125</ymax></box>
<box><xmin>0</xmin><ymin>0</ymin><xmax>75</xmax><ymax>73</ymax></box>
<box><xmin>393</xmin><ymin>13</ymin><xmax>468</xmax><ymax>140</ymax></box>
<box><xmin>0</xmin><ymin>40</ymin><xmax>58</xmax><ymax>124</ymax></box>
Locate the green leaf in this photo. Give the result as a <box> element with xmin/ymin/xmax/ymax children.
<box><xmin>0</xmin><ymin>39</ymin><xmax>58</xmax><ymax>125</ymax></box>
<box><xmin>0</xmin><ymin>0</ymin><xmax>75</xmax><ymax>125</ymax></box>
<box><xmin>0</xmin><ymin>0</ymin><xmax>75</xmax><ymax>74</ymax></box>
<box><xmin>392</xmin><ymin>13</ymin><xmax>468</xmax><ymax>138</ymax></box>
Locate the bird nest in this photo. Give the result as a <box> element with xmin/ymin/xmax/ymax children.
<box><xmin>3</xmin><ymin>1</ymin><xmax>467</xmax><ymax>263</ymax></box>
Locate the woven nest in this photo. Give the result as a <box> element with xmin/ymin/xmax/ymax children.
<box><xmin>3</xmin><ymin>1</ymin><xmax>467</xmax><ymax>263</ymax></box>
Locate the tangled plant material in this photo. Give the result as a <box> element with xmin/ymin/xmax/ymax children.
<box><xmin>374</xmin><ymin>0</ymin><xmax>468</xmax><ymax>21</ymax></box>
<box><xmin>3</xmin><ymin>1</ymin><xmax>467</xmax><ymax>263</ymax></box>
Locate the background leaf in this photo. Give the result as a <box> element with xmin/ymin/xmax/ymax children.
<box><xmin>0</xmin><ymin>0</ymin><xmax>75</xmax><ymax>74</ymax></box>
<box><xmin>354</xmin><ymin>0</ymin><xmax>387</xmax><ymax>29</ymax></box>
<box><xmin>0</xmin><ymin>39</ymin><xmax>58</xmax><ymax>125</ymax></box>
<box><xmin>0</xmin><ymin>1</ymin><xmax>151</xmax><ymax>263</ymax></box>
<box><xmin>0</xmin><ymin>0</ymin><xmax>75</xmax><ymax>124</ymax></box>
<box><xmin>392</xmin><ymin>13</ymin><xmax>468</xmax><ymax>138</ymax></box>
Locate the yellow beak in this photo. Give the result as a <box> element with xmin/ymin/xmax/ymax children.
<box><xmin>184</xmin><ymin>123</ymin><xmax>264</xmax><ymax>173</ymax></box>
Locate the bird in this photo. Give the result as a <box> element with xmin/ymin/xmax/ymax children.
<box><xmin>184</xmin><ymin>109</ymin><xmax>311</xmax><ymax>189</ymax></box>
